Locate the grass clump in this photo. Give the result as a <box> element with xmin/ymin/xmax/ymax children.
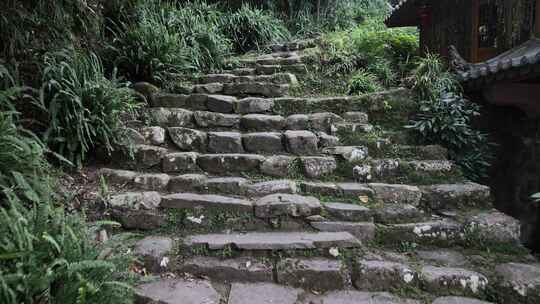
<box><xmin>348</xmin><ymin>70</ymin><xmax>382</xmax><ymax>95</ymax></box>
<box><xmin>1</xmin><ymin>69</ymin><xmax>135</xmax><ymax>303</ymax></box>
<box><xmin>221</xmin><ymin>4</ymin><xmax>290</xmax><ymax>53</ymax></box>
<box><xmin>40</xmin><ymin>51</ymin><xmax>140</xmax><ymax>167</ymax></box>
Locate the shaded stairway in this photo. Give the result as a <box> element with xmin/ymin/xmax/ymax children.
<box><xmin>97</xmin><ymin>39</ymin><xmax>540</xmax><ymax>304</ymax></box>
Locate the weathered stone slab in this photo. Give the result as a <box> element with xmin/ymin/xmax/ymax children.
<box><xmin>223</xmin><ymin>82</ymin><xmax>289</xmax><ymax>97</ymax></box>
<box><xmin>168</xmin><ymin>127</ymin><xmax>208</xmax><ymax>152</ymax></box>
<box><xmin>193</xmin><ymin>83</ymin><xmax>223</xmax><ymax>94</ymax></box>
<box><xmin>242</xmin><ymin>132</ymin><xmax>284</xmax><ymax>153</ymax></box>
<box><xmin>301</xmin><ymin>156</ymin><xmax>337</xmax><ymax>178</ymax></box>
<box><xmin>108</xmin><ymin>192</ymin><xmax>161</xmax><ymax>210</ymax></box>
<box><xmin>247</xmin><ymin>180</ymin><xmax>297</xmax><ymax>196</ymax></box>
<box><xmin>235</xmin><ymin>97</ymin><xmax>274</xmax><ymax>114</ymax></box>
<box><xmin>260</xmin><ymin>155</ymin><xmax>297</xmax><ymax>177</ymax></box>
<box><xmin>198</xmin><ymin>74</ymin><xmax>235</xmax><ymax>84</ymax></box>
<box><xmin>208</xmin><ymin>132</ymin><xmax>244</xmax><ymax>153</ymax></box>
<box><xmin>184</xmin><ymin>231</ymin><xmax>361</xmax><ymax>250</ymax></box>
<box><xmin>408</xmin><ymin>160</ymin><xmax>454</xmax><ymax>172</ymax></box>
<box><xmin>381</xmin><ymin>220</ymin><xmax>464</xmax><ymax>244</ymax></box>
<box><xmin>228</xmin><ymin>283</ymin><xmax>301</xmax><ymax>304</ymax></box>
<box><xmin>134</xmin><ymin>173</ymin><xmax>170</xmax><ymax>191</ymax></box>
<box><xmin>162</xmin><ymin>152</ymin><xmax>199</xmax><ymax>173</ymax></box>
<box><xmin>141</xmin><ymin>126</ymin><xmax>166</xmax><ymax>145</ymax></box>
<box><xmin>299</xmin><ymin>291</ymin><xmax>421</xmax><ymax>304</ymax></box>
<box><xmin>369</xmin><ymin>183</ymin><xmax>422</xmax><ymax>206</ymax></box>
<box><xmin>194</xmin><ymin>111</ymin><xmax>240</xmax><ymax>128</ymax></box>
<box><xmin>185</xmin><ymin>93</ymin><xmax>210</xmax><ymax>110</ymax></box>
<box><xmin>311</xmin><ymin>221</ymin><xmax>375</xmax><ymax>241</ymax></box>
<box><xmin>332</xmin><ymin>123</ymin><xmax>374</xmax><ymax>135</ymax></box>
<box><xmin>134</xmin><ymin>236</ymin><xmax>173</xmax><ymax>272</ymax></box>
<box><xmin>285</xmin><ymin>130</ymin><xmax>318</xmax><ymax>155</ymax></box>
<box><xmin>241</xmin><ymin>114</ymin><xmax>285</xmax><ymax>131</ymax></box>
<box><xmin>465</xmin><ymin>210</ymin><xmax>521</xmax><ymax>244</ymax></box>
<box><xmin>300</xmin><ymin>181</ymin><xmax>341</xmax><ymax>196</ymax></box>
<box><xmin>317</xmin><ymin>132</ymin><xmax>340</xmax><ymax>148</ymax></box>
<box><xmin>373</xmin><ymin>204</ymin><xmax>426</xmax><ymax>224</ymax></box>
<box><xmin>432</xmin><ymin>297</ymin><xmax>493</xmax><ymax>304</ymax></box>
<box><xmin>134</xmin><ymin>145</ymin><xmax>168</xmax><ymax>168</ymax></box>
<box><xmin>254</xmin><ymin>193</ymin><xmax>321</xmax><ymax>218</ymax></box>
<box><xmin>168</xmin><ymin>174</ymin><xmax>208</xmax><ymax>192</ymax></box>
<box><xmin>324</xmin><ymin>202</ymin><xmax>372</xmax><ymax>222</ymax></box>
<box><xmin>421</xmin><ymin>183</ymin><xmax>491</xmax><ymax>211</ymax></box>
<box><xmin>204</xmin><ymin>177</ymin><xmax>249</xmax><ymax>195</ymax></box>
<box><xmin>309</xmin><ymin>112</ymin><xmax>344</xmax><ymax>133</ymax></box>
<box><xmin>352</xmin><ymin>260</ymin><xmax>418</xmax><ymax>291</ymax></box>
<box><xmin>136</xmin><ymin>279</ymin><xmax>221</xmax><ymax>304</ymax></box>
<box><xmin>178</xmin><ymin>257</ymin><xmax>273</xmax><ymax>283</ymax></box>
<box><xmin>323</xmin><ymin>146</ymin><xmax>369</xmax><ymax>162</ymax></box>
<box><xmin>416</xmin><ymin>250</ymin><xmax>468</xmax><ymax>267</ymax></box>
<box><xmin>277</xmin><ymin>258</ymin><xmax>346</xmax><ymax>291</ymax></box>
<box><xmin>206</xmin><ymin>94</ymin><xmax>237</xmax><ymax>113</ymax></box>
<box><xmin>99</xmin><ymin>168</ymin><xmax>136</xmax><ymax>185</ymax></box>
<box><xmin>285</xmin><ymin>114</ymin><xmax>309</xmax><ymax>130</ymax></box>
<box><xmin>420</xmin><ymin>266</ymin><xmax>488</xmax><ymax>296</ymax></box>
<box><xmin>337</xmin><ymin>183</ymin><xmax>374</xmax><ymax>198</ymax></box>
<box><xmin>108</xmin><ymin>192</ymin><xmax>164</xmax><ymax>230</ymax></box>
<box><xmin>197</xmin><ymin>154</ymin><xmax>265</xmax><ymax>174</ymax></box>
<box><xmin>161</xmin><ymin>193</ymin><xmax>253</xmax><ymax>212</ymax></box>
<box><xmin>148</xmin><ymin>108</ymin><xmax>194</xmax><ymax>127</ymax></box>
<box><xmin>495</xmin><ymin>263</ymin><xmax>540</xmax><ymax>303</ymax></box>
<box><xmin>151</xmin><ymin>93</ymin><xmax>188</xmax><ymax>108</ymax></box>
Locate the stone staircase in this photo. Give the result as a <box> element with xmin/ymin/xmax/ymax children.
<box><xmin>99</xmin><ymin>39</ymin><xmax>540</xmax><ymax>304</ymax></box>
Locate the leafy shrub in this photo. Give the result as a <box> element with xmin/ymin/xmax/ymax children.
<box><xmin>41</xmin><ymin>51</ymin><xmax>139</xmax><ymax>167</ymax></box>
<box><xmin>406</xmin><ymin>55</ymin><xmax>493</xmax><ymax>181</ymax></box>
<box><xmin>321</xmin><ymin>19</ymin><xmax>419</xmax><ymax>85</ymax></box>
<box><xmin>107</xmin><ymin>0</ymin><xmax>231</xmax><ymax>81</ymax></box>
<box><xmin>221</xmin><ymin>4</ymin><xmax>290</xmax><ymax>53</ymax></box>
<box><xmin>348</xmin><ymin>70</ymin><xmax>382</xmax><ymax>95</ymax></box>
<box><xmin>1</xmin><ymin>66</ymin><xmax>134</xmax><ymax>304</ymax></box>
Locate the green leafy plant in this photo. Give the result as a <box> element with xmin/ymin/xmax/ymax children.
<box><xmin>107</xmin><ymin>0</ymin><xmax>231</xmax><ymax>82</ymax></box>
<box><xmin>221</xmin><ymin>4</ymin><xmax>290</xmax><ymax>53</ymax></box>
<box><xmin>1</xmin><ymin>67</ymin><xmax>135</xmax><ymax>304</ymax></box>
<box><xmin>348</xmin><ymin>70</ymin><xmax>382</xmax><ymax>95</ymax></box>
<box><xmin>41</xmin><ymin>50</ymin><xmax>139</xmax><ymax>167</ymax></box>
<box><xmin>406</xmin><ymin>55</ymin><xmax>493</xmax><ymax>181</ymax></box>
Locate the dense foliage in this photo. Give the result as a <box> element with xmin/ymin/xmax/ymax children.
<box><xmin>406</xmin><ymin>55</ymin><xmax>493</xmax><ymax>181</ymax></box>
<box><xmin>0</xmin><ymin>68</ymin><xmax>134</xmax><ymax>304</ymax></box>
<box><xmin>348</xmin><ymin>70</ymin><xmax>382</xmax><ymax>94</ymax></box>
<box><xmin>41</xmin><ymin>51</ymin><xmax>139</xmax><ymax>166</ymax></box>
<box><xmin>222</xmin><ymin>5</ymin><xmax>290</xmax><ymax>53</ymax></box>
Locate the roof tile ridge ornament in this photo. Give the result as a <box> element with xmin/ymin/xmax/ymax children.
<box><xmin>448</xmin><ymin>45</ymin><xmax>471</xmax><ymax>72</ymax></box>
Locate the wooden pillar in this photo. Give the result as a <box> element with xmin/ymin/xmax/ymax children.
<box><xmin>536</xmin><ymin>0</ymin><xmax>540</xmax><ymax>36</ymax></box>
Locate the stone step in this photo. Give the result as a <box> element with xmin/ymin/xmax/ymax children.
<box><xmin>352</xmin><ymin>258</ymin><xmax>489</xmax><ymax>298</ymax></box>
<box><xmin>183</xmin><ymin>231</ymin><xmax>361</xmax><ymax>252</ymax></box>
<box><xmin>272</xmin><ymin>88</ymin><xmax>415</xmax><ymax>127</ymax></box>
<box><xmin>224</xmin><ymin>63</ymin><xmax>309</xmax><ymax>76</ymax></box>
<box><xmin>133</xmin><ymin>235</ymin><xmax>533</xmax><ymax>302</ymax></box>
<box><xmin>178</xmin><ymin>81</ymin><xmax>290</xmax><ymax>98</ymax></box>
<box><xmin>350</xmin><ymin>159</ymin><xmax>464</xmax><ymax>185</ymax></box>
<box><xmin>146</xmin><ymin>107</ymin><xmax>359</xmax><ymax>132</ymax></box>
<box><xmin>135</xmin><ymin>278</ymin><xmax>428</xmax><ymax>304</ymax></box>
<box><xmin>377</xmin><ymin>209</ymin><xmax>521</xmax><ymax>246</ymax></box>
<box><xmin>197</xmin><ymin>73</ymin><xmax>298</xmax><ymax>86</ymax></box>
<box><xmin>267</xmin><ymin>39</ymin><xmax>317</xmax><ymax>52</ymax></box>
<box><xmin>165</xmin><ymin>128</ymin><xmax>340</xmax><ymax>154</ymax></box>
